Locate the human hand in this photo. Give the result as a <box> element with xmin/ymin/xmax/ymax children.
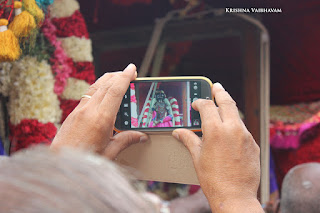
<box><xmin>51</xmin><ymin>64</ymin><xmax>149</xmax><ymax>160</ymax></box>
<box><xmin>172</xmin><ymin>83</ymin><xmax>262</xmax><ymax>212</ymax></box>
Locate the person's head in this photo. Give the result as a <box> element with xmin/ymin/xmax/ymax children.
<box><xmin>280</xmin><ymin>162</ymin><xmax>320</xmax><ymax>213</ymax></box>
<box><xmin>155</xmin><ymin>90</ymin><xmax>166</xmax><ymax>102</ymax></box>
<box><xmin>0</xmin><ymin>146</ymin><xmax>157</xmax><ymax>213</ymax></box>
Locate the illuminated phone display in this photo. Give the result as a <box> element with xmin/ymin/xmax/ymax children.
<box><xmin>115</xmin><ymin>77</ymin><xmax>212</xmax><ymax>132</ymax></box>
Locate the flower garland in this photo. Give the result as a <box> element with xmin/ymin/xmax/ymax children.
<box><xmin>59</xmin><ymin>98</ymin><xmax>79</xmax><ymax>123</ymax></box>
<box><xmin>49</xmin><ymin>0</ymin><xmax>80</xmax><ymax>19</ymax></box>
<box><xmin>60</xmin><ymin>77</ymin><xmax>90</xmax><ymax>100</ymax></box>
<box><xmin>58</xmin><ymin>36</ymin><xmax>93</xmax><ymax>62</ymax></box>
<box><xmin>8</xmin><ymin>56</ymin><xmax>62</xmax><ymax>125</ymax></box>
<box><xmin>51</xmin><ymin>10</ymin><xmax>89</xmax><ymax>39</ymax></box>
<box><xmin>41</xmin><ymin>17</ymin><xmax>72</xmax><ymax>95</ymax></box>
<box><xmin>9</xmin><ymin>119</ymin><xmax>57</xmax><ymax>152</ymax></box>
<box><xmin>49</xmin><ymin>0</ymin><xmax>95</xmax><ymax>128</ymax></box>
<box><xmin>69</xmin><ymin>61</ymin><xmax>96</xmax><ymax>84</ymax></box>
<box><xmin>3</xmin><ymin>0</ymin><xmax>96</xmax><ymax>152</ymax></box>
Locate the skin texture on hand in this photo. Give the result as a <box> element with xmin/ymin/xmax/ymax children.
<box><xmin>172</xmin><ymin>83</ymin><xmax>263</xmax><ymax>213</ymax></box>
<box><xmin>50</xmin><ymin>64</ymin><xmax>149</xmax><ymax>160</ymax></box>
<box><xmin>169</xmin><ymin>189</ymin><xmax>211</xmax><ymax>213</ymax></box>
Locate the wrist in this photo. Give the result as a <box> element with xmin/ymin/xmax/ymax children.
<box><xmin>209</xmin><ymin>197</ymin><xmax>263</xmax><ymax>213</ymax></box>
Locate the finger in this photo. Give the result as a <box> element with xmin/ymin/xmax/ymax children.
<box><xmin>78</xmin><ymin>71</ymin><xmax>122</xmax><ymax>108</ymax></box>
<box><xmin>192</xmin><ymin>99</ymin><xmax>222</xmax><ymax>134</ymax></box>
<box><xmin>104</xmin><ymin>131</ymin><xmax>149</xmax><ymax>160</ymax></box>
<box><xmin>212</xmin><ymin>83</ymin><xmax>239</xmax><ymax>122</ymax></box>
<box><xmin>172</xmin><ymin>129</ymin><xmax>201</xmax><ymax>164</ymax></box>
<box><xmin>98</xmin><ymin>63</ymin><xmax>137</xmax><ymax>118</ymax></box>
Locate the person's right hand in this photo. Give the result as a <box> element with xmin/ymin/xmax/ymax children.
<box><xmin>51</xmin><ymin>64</ymin><xmax>149</xmax><ymax>160</ymax></box>
<box><xmin>172</xmin><ymin>83</ymin><xmax>263</xmax><ymax>212</ymax></box>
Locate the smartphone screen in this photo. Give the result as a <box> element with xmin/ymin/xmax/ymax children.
<box><xmin>116</xmin><ymin>78</ymin><xmax>212</xmax><ymax>131</ymax></box>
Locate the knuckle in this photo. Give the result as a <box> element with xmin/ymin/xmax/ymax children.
<box><xmin>219</xmin><ymin>98</ymin><xmax>237</xmax><ymax>107</ymax></box>
<box><xmin>254</xmin><ymin>142</ymin><xmax>260</xmax><ymax>155</ymax></box>
<box><xmin>87</xmin><ymin>84</ymin><xmax>99</xmax><ymax>94</ymax></box>
<box><xmin>202</xmin><ymin>118</ymin><xmax>216</xmax><ymax>128</ymax></box>
<box><xmin>124</xmin><ymin>134</ymin><xmax>135</xmax><ymax>146</ymax></box>
<box><xmin>217</xmin><ymin>91</ymin><xmax>237</xmax><ymax>104</ymax></box>
<box><xmin>227</xmin><ymin>121</ymin><xmax>243</xmax><ymax>133</ymax></box>
<box><xmin>198</xmin><ymin>99</ymin><xmax>215</xmax><ymax>109</ymax></box>
<box><xmin>100</xmin><ymin>72</ymin><xmax>115</xmax><ymax>80</ymax></box>
<box><xmin>72</xmin><ymin>107</ymin><xmax>87</xmax><ymax>120</ymax></box>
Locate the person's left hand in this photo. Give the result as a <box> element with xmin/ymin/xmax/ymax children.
<box><xmin>50</xmin><ymin>64</ymin><xmax>149</xmax><ymax>160</ymax></box>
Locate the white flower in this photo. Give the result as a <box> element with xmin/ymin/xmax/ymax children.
<box><xmin>61</xmin><ymin>77</ymin><xmax>90</xmax><ymax>100</ymax></box>
<box><xmin>8</xmin><ymin>56</ymin><xmax>62</xmax><ymax>125</ymax></box>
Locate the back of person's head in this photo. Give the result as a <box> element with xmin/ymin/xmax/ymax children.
<box><xmin>280</xmin><ymin>162</ymin><xmax>320</xmax><ymax>213</ymax></box>
<box><xmin>0</xmin><ymin>146</ymin><xmax>155</xmax><ymax>213</ymax></box>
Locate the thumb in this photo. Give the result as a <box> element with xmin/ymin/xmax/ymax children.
<box><xmin>172</xmin><ymin>129</ymin><xmax>202</xmax><ymax>164</ymax></box>
<box><xmin>104</xmin><ymin>131</ymin><xmax>149</xmax><ymax>160</ymax></box>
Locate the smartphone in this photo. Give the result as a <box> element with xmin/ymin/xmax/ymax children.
<box><xmin>115</xmin><ymin>76</ymin><xmax>213</xmax><ymax>132</ymax></box>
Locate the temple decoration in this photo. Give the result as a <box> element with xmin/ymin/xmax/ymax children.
<box><xmin>0</xmin><ymin>0</ymin><xmax>95</xmax><ymax>152</ymax></box>
<box><xmin>270</xmin><ymin>100</ymin><xmax>320</xmax><ymax>149</ymax></box>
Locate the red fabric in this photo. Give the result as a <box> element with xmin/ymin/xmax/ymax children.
<box><xmin>59</xmin><ymin>98</ymin><xmax>80</xmax><ymax>123</ymax></box>
<box><xmin>263</xmin><ymin>0</ymin><xmax>320</xmax><ymax>104</ymax></box>
<box><xmin>160</xmin><ymin>41</ymin><xmax>192</xmax><ymax>76</ymax></box>
<box><xmin>69</xmin><ymin>61</ymin><xmax>96</xmax><ymax>84</ymax></box>
<box><xmin>51</xmin><ymin>10</ymin><xmax>89</xmax><ymax>39</ymax></box>
<box><xmin>9</xmin><ymin>120</ymin><xmax>57</xmax><ymax>153</ymax></box>
<box><xmin>189</xmin><ymin>185</ymin><xmax>201</xmax><ymax>195</ymax></box>
<box><xmin>272</xmin><ymin>125</ymin><xmax>320</xmax><ymax>189</ymax></box>
<box><xmin>270</xmin><ymin>112</ymin><xmax>320</xmax><ymax>149</ymax></box>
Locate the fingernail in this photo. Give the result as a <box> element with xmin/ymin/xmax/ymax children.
<box><xmin>124</xmin><ymin>63</ymin><xmax>135</xmax><ymax>72</ymax></box>
<box><xmin>214</xmin><ymin>82</ymin><xmax>225</xmax><ymax>90</ymax></box>
<box><xmin>172</xmin><ymin>131</ymin><xmax>179</xmax><ymax>140</ymax></box>
<box><xmin>140</xmin><ymin>135</ymin><xmax>149</xmax><ymax>143</ymax></box>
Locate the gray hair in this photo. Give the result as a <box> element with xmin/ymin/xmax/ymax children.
<box><xmin>280</xmin><ymin>162</ymin><xmax>320</xmax><ymax>213</ymax></box>
<box><xmin>0</xmin><ymin>146</ymin><xmax>156</xmax><ymax>213</ymax></box>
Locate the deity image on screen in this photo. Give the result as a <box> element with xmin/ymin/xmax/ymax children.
<box><xmin>148</xmin><ymin>90</ymin><xmax>173</xmax><ymax>127</ymax></box>
<box><xmin>130</xmin><ymin>81</ymin><xmax>194</xmax><ymax>128</ymax></box>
